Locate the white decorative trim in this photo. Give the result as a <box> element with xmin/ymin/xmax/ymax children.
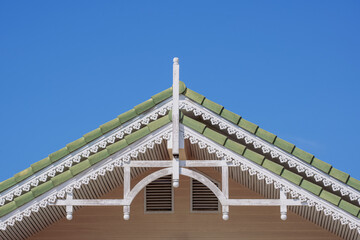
<box><xmin>182</xmin><ymin>126</ymin><xmax>360</xmax><ymax>233</ymax></box>
<box><xmin>180</xmin><ymin>98</ymin><xmax>360</xmax><ymax>205</ymax></box>
<box><xmin>0</xmin><ymin>100</ymin><xmax>172</xmax><ymax>206</ymax></box>
<box><xmin>1</xmin><ymin>124</ymin><xmax>359</xmax><ymax>234</ymax></box>
<box><xmin>0</xmin><ymin>125</ymin><xmax>172</xmax><ymax>231</ymax></box>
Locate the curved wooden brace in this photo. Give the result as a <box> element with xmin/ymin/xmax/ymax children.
<box><xmin>126</xmin><ymin>168</ymin><xmax>173</xmax><ymax>204</ymax></box>
<box><xmin>125</xmin><ymin>167</ymin><xmax>226</xmax><ymax>205</ymax></box>
<box><xmin>180</xmin><ymin>168</ymin><xmax>226</xmax><ymax>205</ymax></box>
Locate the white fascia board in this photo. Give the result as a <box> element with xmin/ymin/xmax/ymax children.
<box><xmin>183</xmin><ymin>126</ymin><xmax>360</xmax><ymax>229</ymax></box>
<box><xmin>0</xmin><ymin>98</ymin><xmax>172</xmax><ymax>204</ymax></box>
<box><xmin>180</xmin><ymin>96</ymin><xmax>360</xmax><ymax>203</ymax></box>
<box><xmin>0</xmin><ymin>124</ymin><xmax>173</xmax><ymax>227</ymax></box>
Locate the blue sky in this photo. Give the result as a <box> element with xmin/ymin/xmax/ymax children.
<box><xmin>0</xmin><ymin>1</ymin><xmax>359</xmax><ymax>182</ymax></box>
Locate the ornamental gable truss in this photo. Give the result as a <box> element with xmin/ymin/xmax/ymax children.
<box><xmin>0</xmin><ymin>60</ymin><xmax>360</xmax><ymax>240</ymax></box>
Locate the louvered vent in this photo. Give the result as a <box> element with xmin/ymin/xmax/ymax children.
<box><xmin>191</xmin><ymin>179</ymin><xmax>219</xmax><ymax>212</ymax></box>
<box><xmin>145</xmin><ymin>175</ymin><xmax>173</xmax><ymax>212</ymax></box>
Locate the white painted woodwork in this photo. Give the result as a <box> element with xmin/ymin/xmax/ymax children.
<box><xmin>172</xmin><ymin>57</ymin><xmax>180</xmax><ymax>156</ymax></box>
<box><xmin>222</xmin><ymin>166</ymin><xmax>229</xmax><ymax>220</ymax></box>
<box><xmin>65</xmin><ymin>193</ymin><xmax>73</xmax><ymax>221</ymax></box>
<box><xmin>172</xmin><ymin>57</ymin><xmax>180</xmax><ymax>187</ymax></box>
<box><xmin>280</xmin><ymin>189</ymin><xmax>287</xmax><ymax>220</ymax></box>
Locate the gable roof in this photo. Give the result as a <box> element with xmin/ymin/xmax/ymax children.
<box><xmin>0</xmin><ymin>81</ymin><xmax>360</xmax><ymax>237</ymax></box>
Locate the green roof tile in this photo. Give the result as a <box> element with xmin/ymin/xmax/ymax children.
<box><xmin>0</xmin><ymin>202</ymin><xmax>16</xmax><ymax>217</ymax></box>
<box><xmin>83</xmin><ymin>128</ymin><xmax>102</xmax><ymax>143</ymax></box>
<box><xmin>2</xmin><ymin>84</ymin><xmax>359</xmax><ymax>219</ymax></box>
<box><xmin>88</xmin><ymin>149</ymin><xmax>110</xmax><ymax>165</ymax></box>
<box><xmin>179</xmin><ymin>81</ymin><xmax>187</xmax><ymax>93</ymax></box>
<box><xmin>151</xmin><ymin>87</ymin><xmax>172</xmax><ymax>104</ymax></box>
<box><xmin>134</xmin><ymin>99</ymin><xmax>155</xmax><ymax>115</ymax></box>
<box><xmin>182</xmin><ymin>115</ymin><xmax>206</xmax><ymax>134</ymax></box>
<box><xmin>117</xmin><ymin>109</ymin><xmax>137</xmax><ymax>124</ymax></box>
<box><xmin>184</xmin><ymin>88</ymin><xmax>205</xmax><ymax>104</ymax></box>
<box><xmin>224</xmin><ymin>139</ymin><xmax>246</xmax><ymax>155</ymax></box>
<box><xmin>51</xmin><ymin>171</ymin><xmax>73</xmax><ymax>187</ymax></box>
<box><xmin>148</xmin><ymin>115</ymin><xmax>171</xmax><ymax>132</ymax></box>
<box><xmin>329</xmin><ymin>168</ymin><xmax>350</xmax><ymax>183</ymax></box>
<box><xmin>66</xmin><ymin>137</ymin><xmax>87</xmax><ymax>153</ymax></box>
<box><xmin>125</xmin><ymin>127</ymin><xmax>151</xmax><ymax>145</ymax></box>
<box><xmin>300</xmin><ymin>180</ymin><xmax>322</xmax><ymax>195</ymax></box>
<box><xmin>0</xmin><ymin>177</ymin><xmax>17</xmax><ymax>192</ymax></box>
<box><xmin>274</xmin><ymin>137</ymin><xmax>295</xmax><ymax>153</ymax></box>
<box><xmin>14</xmin><ymin>167</ymin><xmax>34</xmax><ymax>183</ymax></box>
<box><xmin>32</xmin><ymin>181</ymin><xmax>54</xmax><ymax>197</ymax></box>
<box><xmin>292</xmin><ymin>147</ymin><xmax>314</xmax><ymax>164</ymax></box>
<box><xmin>311</xmin><ymin>158</ymin><xmax>332</xmax><ymax>174</ymax></box>
<box><xmin>339</xmin><ymin>200</ymin><xmax>360</xmax><ymax>216</ymax></box>
<box><xmin>281</xmin><ymin>169</ymin><xmax>303</xmax><ymax>185</ymax></box>
<box><xmin>70</xmin><ymin>160</ymin><xmax>91</xmax><ymax>176</ymax></box>
<box><xmin>243</xmin><ymin>149</ymin><xmax>265</xmax><ymax>165</ymax></box>
<box><xmin>262</xmin><ymin>159</ymin><xmax>284</xmax><ymax>175</ymax></box>
<box><xmin>320</xmin><ymin>190</ymin><xmax>341</xmax><ymax>206</ymax></box>
<box><xmin>202</xmin><ymin>99</ymin><xmax>224</xmax><ymax>114</ymax></box>
<box><xmin>49</xmin><ymin>147</ymin><xmax>70</xmax><ymax>163</ymax></box>
<box><xmin>100</xmin><ymin>118</ymin><xmax>121</xmax><ymax>134</ymax></box>
<box><xmin>14</xmin><ymin>191</ymin><xmax>34</xmax><ymax>208</ymax></box>
<box><xmin>31</xmin><ymin>157</ymin><xmax>52</xmax><ymax>173</ymax></box>
<box><xmin>347</xmin><ymin>177</ymin><xmax>360</xmax><ymax>191</ymax></box>
<box><xmin>220</xmin><ymin>109</ymin><xmax>241</xmax><ymax>125</ymax></box>
<box><xmin>238</xmin><ymin>118</ymin><xmax>258</xmax><ymax>134</ymax></box>
<box><xmin>107</xmin><ymin>139</ymin><xmax>128</xmax><ymax>155</ymax></box>
<box><xmin>255</xmin><ymin>128</ymin><xmax>277</xmax><ymax>144</ymax></box>
<box><xmin>203</xmin><ymin>128</ymin><xmax>227</xmax><ymax>145</ymax></box>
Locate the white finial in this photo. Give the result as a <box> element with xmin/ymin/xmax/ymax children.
<box><xmin>173</xmin><ymin>179</ymin><xmax>179</xmax><ymax>188</ymax></box>
<box><xmin>222</xmin><ymin>212</ymin><xmax>229</xmax><ymax>221</ymax></box>
<box><xmin>173</xmin><ymin>57</ymin><xmax>179</xmax><ymax>64</ymax></box>
<box><xmin>123</xmin><ymin>213</ymin><xmax>130</xmax><ymax>220</ymax></box>
<box><xmin>66</xmin><ymin>213</ymin><xmax>73</xmax><ymax>221</ymax></box>
<box><xmin>280</xmin><ymin>212</ymin><xmax>287</xmax><ymax>221</ymax></box>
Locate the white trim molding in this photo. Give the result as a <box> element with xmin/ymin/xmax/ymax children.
<box><xmin>0</xmin><ymin>99</ymin><xmax>173</xmax><ymax>206</ymax></box>
<box><xmin>183</xmin><ymin>126</ymin><xmax>360</xmax><ymax>233</ymax></box>
<box><xmin>180</xmin><ymin>97</ymin><xmax>360</xmax><ymax>205</ymax></box>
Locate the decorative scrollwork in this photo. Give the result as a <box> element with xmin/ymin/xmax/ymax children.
<box><xmin>0</xmin><ymin>103</ymin><xmax>172</xmax><ymax>206</ymax></box>
<box><xmin>0</xmin><ymin>131</ymin><xmax>172</xmax><ymax>231</ymax></box>
<box><xmin>180</xmin><ymin>101</ymin><xmax>360</xmax><ymax>204</ymax></box>
<box><xmin>183</xmin><ymin>129</ymin><xmax>360</xmax><ymax>232</ymax></box>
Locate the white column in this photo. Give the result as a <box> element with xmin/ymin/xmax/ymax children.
<box><xmin>172</xmin><ymin>57</ymin><xmax>180</xmax><ymax>188</ymax></box>
<box><xmin>123</xmin><ymin>166</ymin><xmax>131</xmax><ymax>220</ymax></box>
<box><xmin>222</xmin><ymin>166</ymin><xmax>229</xmax><ymax>220</ymax></box>
<box><xmin>65</xmin><ymin>192</ymin><xmax>73</xmax><ymax>220</ymax></box>
<box><xmin>280</xmin><ymin>188</ymin><xmax>287</xmax><ymax>221</ymax></box>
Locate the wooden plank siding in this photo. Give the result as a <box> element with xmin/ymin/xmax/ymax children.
<box><xmin>28</xmin><ymin>168</ymin><xmax>341</xmax><ymax>240</ymax></box>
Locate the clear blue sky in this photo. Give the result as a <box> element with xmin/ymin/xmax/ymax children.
<box><xmin>0</xmin><ymin>1</ymin><xmax>359</xmax><ymax>182</ymax></box>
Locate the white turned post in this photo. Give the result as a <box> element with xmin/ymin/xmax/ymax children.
<box><xmin>172</xmin><ymin>57</ymin><xmax>180</xmax><ymax>188</ymax></box>
<box><xmin>123</xmin><ymin>166</ymin><xmax>131</xmax><ymax>220</ymax></box>
<box><xmin>280</xmin><ymin>189</ymin><xmax>287</xmax><ymax>221</ymax></box>
<box><xmin>65</xmin><ymin>192</ymin><xmax>73</xmax><ymax>220</ymax></box>
<box><xmin>222</xmin><ymin>165</ymin><xmax>229</xmax><ymax>220</ymax></box>
<box><xmin>123</xmin><ymin>205</ymin><xmax>130</xmax><ymax>220</ymax></box>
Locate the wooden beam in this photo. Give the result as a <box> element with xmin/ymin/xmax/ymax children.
<box><xmin>225</xmin><ymin>199</ymin><xmax>306</xmax><ymax>206</ymax></box>
<box><xmin>52</xmin><ymin>199</ymin><xmax>127</xmax><ymax>206</ymax></box>
<box><xmin>126</xmin><ymin>160</ymin><xmax>234</xmax><ymax>167</ymax></box>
